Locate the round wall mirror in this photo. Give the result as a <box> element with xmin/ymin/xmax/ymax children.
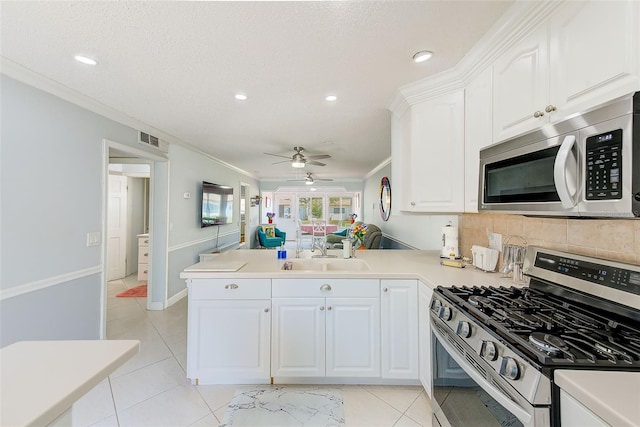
<box><xmin>379</xmin><ymin>176</ymin><xmax>391</xmax><ymax>221</ymax></box>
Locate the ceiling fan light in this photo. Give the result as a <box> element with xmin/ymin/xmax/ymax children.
<box><xmin>292</xmin><ymin>160</ymin><xmax>305</xmax><ymax>168</ymax></box>
<box><xmin>305</xmin><ymin>179</ymin><xmax>314</xmax><ymax>185</ymax></box>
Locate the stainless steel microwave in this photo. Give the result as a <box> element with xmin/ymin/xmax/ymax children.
<box><xmin>479</xmin><ymin>92</ymin><xmax>639</xmax><ymax>217</ymax></box>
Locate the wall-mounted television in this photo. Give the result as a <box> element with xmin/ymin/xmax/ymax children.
<box><xmin>201</xmin><ymin>181</ymin><xmax>234</xmax><ymax>227</ymax></box>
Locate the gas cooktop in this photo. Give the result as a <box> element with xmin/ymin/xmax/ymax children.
<box><xmin>436</xmin><ymin>285</ymin><xmax>640</xmax><ymax>368</ymax></box>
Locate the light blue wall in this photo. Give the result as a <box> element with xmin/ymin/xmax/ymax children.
<box><xmin>0</xmin><ymin>74</ymin><xmax>259</xmax><ymax>347</ymax></box>
<box><xmin>0</xmin><ymin>75</ymin><xmax>140</xmax><ymax>347</ymax></box>
<box><xmin>363</xmin><ymin>163</ymin><xmax>458</xmax><ymax>250</ymax></box>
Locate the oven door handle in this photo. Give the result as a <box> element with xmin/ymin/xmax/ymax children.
<box><xmin>554</xmin><ymin>134</ymin><xmax>578</xmax><ymax>209</ymax></box>
<box><xmin>433</xmin><ymin>328</ymin><xmax>533</xmax><ymax>425</ymax></box>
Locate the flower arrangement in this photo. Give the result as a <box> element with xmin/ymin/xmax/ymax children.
<box><xmin>266</xmin><ymin>212</ymin><xmax>276</xmax><ymax>223</ymax></box>
<box><xmin>349</xmin><ymin>212</ymin><xmax>357</xmax><ymax>224</ymax></box>
<box><xmin>350</xmin><ymin>223</ymin><xmax>368</xmax><ymax>243</ymax></box>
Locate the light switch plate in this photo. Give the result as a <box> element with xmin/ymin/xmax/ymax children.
<box><xmin>86</xmin><ymin>232</ymin><xmax>101</xmax><ymax>247</ymax></box>
<box><xmin>488</xmin><ymin>232</ymin><xmax>502</xmax><ymax>251</ymax></box>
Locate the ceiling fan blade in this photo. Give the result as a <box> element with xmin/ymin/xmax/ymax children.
<box><xmin>315</xmin><ymin>178</ymin><xmax>333</xmax><ymax>181</ymax></box>
<box><xmin>307</xmin><ymin>160</ymin><xmax>326</xmax><ymax>166</ymax></box>
<box><xmin>264</xmin><ymin>152</ymin><xmax>293</xmax><ymax>160</ymax></box>
<box><xmin>271</xmin><ymin>159</ymin><xmax>292</xmax><ymax>165</ymax></box>
<box><xmin>286</xmin><ymin>179</ymin><xmax>305</xmax><ymax>182</ymax></box>
<box><xmin>307</xmin><ymin>154</ymin><xmax>331</xmax><ymax>160</ymax></box>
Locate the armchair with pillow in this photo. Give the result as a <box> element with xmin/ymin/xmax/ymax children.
<box><xmin>257</xmin><ymin>226</ymin><xmax>286</xmax><ymax>248</ymax></box>
<box><xmin>326</xmin><ymin>221</ymin><xmax>382</xmax><ymax>249</ymax></box>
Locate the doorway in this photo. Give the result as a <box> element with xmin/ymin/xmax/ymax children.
<box><xmin>101</xmin><ymin>139</ymin><xmax>169</xmax><ymax>339</ymax></box>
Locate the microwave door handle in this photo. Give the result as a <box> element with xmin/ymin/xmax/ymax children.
<box><xmin>553</xmin><ymin>135</ymin><xmax>578</xmax><ymax>209</ymax></box>
<box><xmin>433</xmin><ymin>328</ymin><xmax>533</xmax><ymax>425</ymax></box>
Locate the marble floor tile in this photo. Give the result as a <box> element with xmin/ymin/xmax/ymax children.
<box><xmin>361</xmin><ymin>385</ymin><xmax>423</xmax><ymax>413</ymax></box>
<box><xmin>341</xmin><ymin>387</ymin><xmax>402</xmax><ymax>427</ymax></box>
<box><xmin>71</xmin><ymin>379</ymin><xmax>116</xmax><ymax>426</ymax></box>
<box><xmin>196</xmin><ymin>384</ymin><xmax>238</xmax><ymax>412</ymax></box>
<box><xmin>219</xmin><ymin>386</ymin><xmax>345</xmax><ymax>427</ymax></box>
<box><xmin>404</xmin><ymin>391</ymin><xmax>433</xmax><ymax>427</ymax></box>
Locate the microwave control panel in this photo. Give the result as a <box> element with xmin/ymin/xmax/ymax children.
<box><xmin>585</xmin><ymin>129</ymin><xmax>622</xmax><ymax>200</ymax></box>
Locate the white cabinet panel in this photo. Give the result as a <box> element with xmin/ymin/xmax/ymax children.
<box><xmin>492</xmin><ymin>25</ymin><xmax>549</xmax><ymax>142</ymax></box>
<box><xmin>326</xmin><ymin>298</ymin><xmax>380</xmax><ymax>377</ymax></box>
<box><xmin>549</xmin><ymin>0</ymin><xmax>640</xmax><ymax>118</ymax></box>
<box><xmin>381</xmin><ymin>280</ymin><xmax>418</xmax><ymax>379</ymax></box>
<box><xmin>187</xmin><ymin>299</ymin><xmax>271</xmax><ymax>384</ymax></box>
<box><xmin>464</xmin><ymin>67</ymin><xmax>494</xmax><ymax>212</ymax></box>
<box><xmin>406</xmin><ymin>90</ymin><xmax>465</xmax><ymax>212</ymax></box>
<box><xmin>271</xmin><ymin>298</ymin><xmax>326</xmax><ymax>377</ymax></box>
<box><xmin>560</xmin><ymin>390</ymin><xmax>610</xmax><ymax>427</ymax></box>
<box><xmin>418</xmin><ymin>282</ymin><xmax>433</xmax><ymax>397</ymax></box>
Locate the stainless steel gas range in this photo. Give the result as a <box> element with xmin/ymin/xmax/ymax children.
<box><xmin>430</xmin><ymin>246</ymin><xmax>640</xmax><ymax>427</ymax></box>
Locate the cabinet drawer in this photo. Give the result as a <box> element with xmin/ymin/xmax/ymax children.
<box><xmin>272</xmin><ymin>279</ymin><xmax>379</xmax><ymax>298</ymax></box>
<box><xmin>137</xmin><ymin>265</ymin><xmax>148</xmax><ymax>281</ymax></box>
<box><xmin>138</xmin><ymin>236</ymin><xmax>149</xmax><ymax>247</ymax></box>
<box><xmin>138</xmin><ymin>246</ymin><xmax>149</xmax><ymax>263</ymax></box>
<box><xmin>188</xmin><ymin>279</ymin><xmax>271</xmax><ymax>300</ymax></box>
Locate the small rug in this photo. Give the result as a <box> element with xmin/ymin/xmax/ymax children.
<box><xmin>219</xmin><ymin>386</ymin><xmax>345</xmax><ymax>427</ymax></box>
<box><xmin>116</xmin><ymin>285</ymin><xmax>147</xmax><ymax>298</ymax></box>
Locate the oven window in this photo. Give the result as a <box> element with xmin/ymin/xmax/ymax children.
<box><xmin>484</xmin><ymin>146</ymin><xmax>560</xmax><ymax>203</ymax></box>
<box><xmin>432</xmin><ymin>333</ymin><xmax>524</xmax><ymax>427</ymax></box>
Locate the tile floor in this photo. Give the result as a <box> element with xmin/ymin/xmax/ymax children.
<box><xmin>71</xmin><ymin>274</ymin><xmax>433</xmax><ymax>426</ymax></box>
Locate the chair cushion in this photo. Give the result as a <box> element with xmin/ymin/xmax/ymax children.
<box><xmin>333</xmin><ymin>229</ymin><xmax>348</xmax><ymax>236</ymax></box>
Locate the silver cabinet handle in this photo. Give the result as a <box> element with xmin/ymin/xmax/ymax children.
<box><xmin>545</xmin><ymin>104</ymin><xmax>556</xmax><ymax>113</ymax></box>
<box><xmin>224</xmin><ymin>284</ymin><xmax>239</xmax><ymax>290</ymax></box>
<box><xmin>320</xmin><ymin>284</ymin><xmax>332</xmax><ymax>291</ymax></box>
<box><xmin>327</xmin><ymin>306</ymin><xmax>332</xmax><ymax>311</ymax></box>
<box><xmin>410</xmin><ymin>201</ymin><xmax>416</xmax><ymax>206</ymax></box>
<box><xmin>144</xmin><ymin>253</ymin><xmax>148</xmax><ymax>257</ymax></box>
<box><xmin>533</xmin><ymin>110</ymin><xmax>544</xmax><ymax>118</ymax></box>
<box><xmin>320</xmin><ymin>306</ymin><xmax>325</xmax><ymax>311</ymax></box>
<box><xmin>264</xmin><ymin>308</ymin><xmax>269</xmax><ymax>313</ymax></box>
<box><xmin>383</xmin><ymin>287</ymin><xmax>389</xmax><ymax>292</ymax></box>
<box><xmin>144</xmin><ymin>239</ymin><xmax>149</xmax><ymax>244</ymax></box>
<box><xmin>143</xmin><ymin>270</ymin><xmax>148</xmax><ymax>274</ymax></box>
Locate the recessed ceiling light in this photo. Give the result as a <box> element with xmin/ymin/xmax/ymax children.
<box><xmin>74</xmin><ymin>55</ymin><xmax>97</xmax><ymax>65</ymax></box>
<box><xmin>412</xmin><ymin>50</ymin><xmax>433</xmax><ymax>63</ymax></box>
<box><xmin>235</xmin><ymin>93</ymin><xmax>248</xmax><ymax>101</ymax></box>
<box><xmin>325</xmin><ymin>95</ymin><xmax>338</xmax><ymax>102</ymax></box>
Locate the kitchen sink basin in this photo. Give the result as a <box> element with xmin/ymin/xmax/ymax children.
<box><xmin>282</xmin><ymin>258</ymin><xmax>370</xmax><ymax>272</ymax></box>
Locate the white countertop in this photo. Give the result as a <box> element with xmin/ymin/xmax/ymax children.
<box><xmin>180</xmin><ymin>249</ymin><xmax>522</xmax><ymax>289</ymax></box>
<box><xmin>1</xmin><ymin>340</ymin><xmax>139</xmax><ymax>427</ymax></box>
<box><xmin>555</xmin><ymin>370</ymin><xmax>640</xmax><ymax>427</ymax></box>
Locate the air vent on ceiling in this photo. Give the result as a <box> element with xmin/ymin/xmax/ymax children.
<box><xmin>139</xmin><ymin>131</ymin><xmax>168</xmax><ymax>153</ymax></box>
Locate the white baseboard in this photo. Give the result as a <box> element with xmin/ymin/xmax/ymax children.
<box><xmin>166</xmin><ymin>288</ymin><xmax>188</xmax><ymax>307</ymax></box>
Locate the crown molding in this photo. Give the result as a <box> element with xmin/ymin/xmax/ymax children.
<box><xmin>365</xmin><ymin>156</ymin><xmax>391</xmax><ymax>179</ymax></box>
<box><xmin>388</xmin><ymin>0</ymin><xmax>567</xmax><ymax>113</ymax></box>
<box><xmin>1</xmin><ymin>57</ymin><xmax>258</xmax><ymax>180</ymax></box>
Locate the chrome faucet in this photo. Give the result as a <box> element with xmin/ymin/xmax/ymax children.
<box><xmin>311</xmin><ymin>240</ymin><xmax>337</xmax><ymax>258</ymax></box>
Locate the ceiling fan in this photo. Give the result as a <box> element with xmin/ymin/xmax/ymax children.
<box><xmin>264</xmin><ymin>146</ymin><xmax>331</xmax><ymax>168</ymax></box>
<box><xmin>287</xmin><ymin>172</ymin><xmax>333</xmax><ymax>185</ymax></box>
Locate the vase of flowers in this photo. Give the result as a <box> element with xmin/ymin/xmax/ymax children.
<box><xmin>350</xmin><ymin>223</ymin><xmax>368</xmax><ymax>249</ymax></box>
<box><xmin>266</xmin><ymin>212</ymin><xmax>275</xmax><ymax>224</ymax></box>
<box><xmin>349</xmin><ymin>212</ymin><xmax>357</xmax><ymax>224</ymax></box>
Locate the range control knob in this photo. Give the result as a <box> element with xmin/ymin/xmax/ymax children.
<box><xmin>438</xmin><ymin>306</ymin><xmax>452</xmax><ymax>321</ymax></box>
<box><xmin>499</xmin><ymin>357</ymin><xmax>520</xmax><ymax>380</ymax></box>
<box><xmin>456</xmin><ymin>321</ymin><xmax>471</xmax><ymax>338</ymax></box>
<box><xmin>431</xmin><ymin>299</ymin><xmax>442</xmax><ymax>312</ymax></box>
<box><xmin>480</xmin><ymin>341</ymin><xmax>498</xmax><ymax>361</ymax></box>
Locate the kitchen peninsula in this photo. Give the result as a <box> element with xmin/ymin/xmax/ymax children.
<box><xmin>180</xmin><ymin>249</ymin><xmax>517</xmax><ymax>388</ymax></box>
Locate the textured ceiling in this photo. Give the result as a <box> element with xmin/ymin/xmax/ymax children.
<box><xmin>0</xmin><ymin>1</ymin><xmax>512</xmax><ymax>181</ymax></box>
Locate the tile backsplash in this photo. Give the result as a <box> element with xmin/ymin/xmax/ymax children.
<box><xmin>459</xmin><ymin>214</ymin><xmax>640</xmax><ymax>266</ymax></box>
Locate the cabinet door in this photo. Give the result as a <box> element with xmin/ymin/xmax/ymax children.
<box><xmin>492</xmin><ymin>25</ymin><xmax>549</xmax><ymax>142</ymax></box>
<box><xmin>271</xmin><ymin>298</ymin><xmax>325</xmax><ymax>377</ymax></box>
<box><xmin>418</xmin><ymin>283</ymin><xmax>433</xmax><ymax>397</ymax></box>
<box><xmin>408</xmin><ymin>90</ymin><xmax>465</xmax><ymax>212</ymax></box>
<box><xmin>549</xmin><ymin>0</ymin><xmax>640</xmax><ymax>120</ymax></box>
<box><xmin>464</xmin><ymin>67</ymin><xmax>493</xmax><ymax>212</ymax></box>
<box><xmin>560</xmin><ymin>390</ymin><xmax>610</xmax><ymax>427</ymax></box>
<box><xmin>325</xmin><ymin>297</ymin><xmax>380</xmax><ymax>377</ymax></box>
<box><xmin>186</xmin><ymin>299</ymin><xmax>271</xmax><ymax>384</ymax></box>
<box><xmin>381</xmin><ymin>280</ymin><xmax>418</xmax><ymax>379</ymax></box>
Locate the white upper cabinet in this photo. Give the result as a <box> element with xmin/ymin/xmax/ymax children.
<box><xmin>399</xmin><ymin>90</ymin><xmax>465</xmax><ymax>213</ymax></box>
<box><xmin>464</xmin><ymin>68</ymin><xmax>494</xmax><ymax>213</ymax></box>
<box><xmin>493</xmin><ymin>0</ymin><xmax>640</xmax><ymax>143</ymax></box>
<box><xmin>548</xmin><ymin>1</ymin><xmax>640</xmax><ymax>118</ymax></box>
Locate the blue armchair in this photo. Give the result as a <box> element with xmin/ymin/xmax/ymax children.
<box><xmin>257</xmin><ymin>227</ymin><xmax>286</xmax><ymax>248</ymax></box>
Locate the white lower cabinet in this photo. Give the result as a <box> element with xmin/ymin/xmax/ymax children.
<box><xmin>271</xmin><ymin>279</ymin><xmax>380</xmax><ymax>378</ymax></box>
<box><xmin>381</xmin><ymin>280</ymin><xmax>418</xmax><ymax>379</ymax></box>
<box><xmin>418</xmin><ymin>281</ymin><xmax>433</xmax><ymax>397</ymax></box>
<box><xmin>186</xmin><ymin>279</ymin><xmax>271</xmax><ymax>384</ymax></box>
<box><xmin>560</xmin><ymin>390</ymin><xmax>610</xmax><ymax>427</ymax></box>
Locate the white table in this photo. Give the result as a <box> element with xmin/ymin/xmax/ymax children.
<box><xmin>1</xmin><ymin>340</ymin><xmax>139</xmax><ymax>427</ymax></box>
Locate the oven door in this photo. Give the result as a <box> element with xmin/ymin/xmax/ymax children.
<box><xmin>431</xmin><ymin>324</ymin><xmax>550</xmax><ymax>427</ymax></box>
